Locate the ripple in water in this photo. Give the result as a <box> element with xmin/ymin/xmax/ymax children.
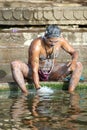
<box><xmin>36</xmin><ymin>86</ymin><xmax>54</xmax><ymax>96</ymax></box>
<box><xmin>0</xmin><ymin>89</ymin><xmax>87</xmax><ymax>130</ymax></box>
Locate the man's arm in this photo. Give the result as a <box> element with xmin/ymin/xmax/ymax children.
<box><xmin>28</xmin><ymin>39</ymin><xmax>41</xmax><ymax>89</ymax></box>
<box><xmin>61</xmin><ymin>38</ymin><xmax>78</xmax><ymax>71</ymax></box>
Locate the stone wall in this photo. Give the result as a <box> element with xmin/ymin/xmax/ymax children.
<box><xmin>0</xmin><ymin>0</ymin><xmax>87</xmax><ymax>82</ymax></box>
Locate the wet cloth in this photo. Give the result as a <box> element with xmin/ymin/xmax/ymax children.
<box><xmin>38</xmin><ymin>69</ymin><xmax>50</xmax><ymax>81</ymax></box>
<box><xmin>38</xmin><ymin>58</ymin><xmax>55</xmax><ymax>81</ymax></box>
<box><xmin>64</xmin><ymin>75</ymin><xmax>85</xmax><ymax>82</ymax></box>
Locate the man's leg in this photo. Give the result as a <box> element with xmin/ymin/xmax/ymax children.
<box><xmin>49</xmin><ymin>62</ymin><xmax>83</xmax><ymax>92</ymax></box>
<box><xmin>49</xmin><ymin>63</ymin><xmax>70</xmax><ymax>81</ymax></box>
<box><xmin>68</xmin><ymin>62</ymin><xmax>83</xmax><ymax>92</ymax></box>
<box><xmin>11</xmin><ymin>60</ymin><xmax>30</xmax><ymax>94</ymax></box>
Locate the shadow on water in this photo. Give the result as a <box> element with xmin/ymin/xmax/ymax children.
<box><xmin>8</xmin><ymin>82</ymin><xmax>34</xmax><ymax>98</ymax></box>
<box><xmin>62</xmin><ymin>81</ymin><xmax>69</xmax><ymax>91</ymax></box>
<box><xmin>8</xmin><ymin>82</ymin><xmax>19</xmax><ymax>98</ymax></box>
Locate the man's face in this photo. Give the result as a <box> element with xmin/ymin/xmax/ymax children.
<box><xmin>45</xmin><ymin>37</ymin><xmax>59</xmax><ymax>47</ymax></box>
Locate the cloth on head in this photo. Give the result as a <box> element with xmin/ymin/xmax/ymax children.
<box><xmin>45</xmin><ymin>24</ymin><xmax>61</xmax><ymax>38</ymax></box>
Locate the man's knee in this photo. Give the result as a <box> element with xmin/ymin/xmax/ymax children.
<box><xmin>76</xmin><ymin>62</ymin><xmax>83</xmax><ymax>70</ymax></box>
<box><xmin>11</xmin><ymin>60</ymin><xmax>21</xmax><ymax>70</ymax></box>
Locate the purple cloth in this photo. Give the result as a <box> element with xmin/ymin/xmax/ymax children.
<box><xmin>38</xmin><ymin>70</ymin><xmax>50</xmax><ymax>81</ymax></box>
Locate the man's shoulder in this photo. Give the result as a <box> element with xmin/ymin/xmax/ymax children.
<box><xmin>59</xmin><ymin>37</ymin><xmax>66</xmax><ymax>42</ymax></box>
<box><xmin>32</xmin><ymin>37</ymin><xmax>42</xmax><ymax>45</ymax></box>
<box><xmin>29</xmin><ymin>37</ymin><xmax>42</xmax><ymax>52</ymax></box>
<box><xmin>33</xmin><ymin>36</ymin><xmax>42</xmax><ymax>42</ymax></box>
<box><xmin>58</xmin><ymin>37</ymin><xmax>69</xmax><ymax>46</ymax></box>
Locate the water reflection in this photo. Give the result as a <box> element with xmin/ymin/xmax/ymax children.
<box><xmin>10</xmin><ymin>90</ymin><xmax>83</xmax><ymax>130</ymax></box>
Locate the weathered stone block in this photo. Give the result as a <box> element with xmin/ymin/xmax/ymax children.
<box><xmin>0</xmin><ymin>32</ymin><xmax>24</xmax><ymax>46</ymax></box>
<box><xmin>54</xmin><ymin>8</ymin><xmax>63</xmax><ymax>20</ymax></box>
<box><xmin>23</xmin><ymin>9</ymin><xmax>33</xmax><ymax>20</ymax></box>
<box><xmin>63</xmin><ymin>10</ymin><xmax>74</xmax><ymax>20</ymax></box>
<box><xmin>43</xmin><ymin>7</ymin><xmax>55</xmax><ymax>20</ymax></box>
<box><xmin>13</xmin><ymin>8</ymin><xmax>23</xmax><ymax>20</ymax></box>
<box><xmin>34</xmin><ymin>8</ymin><xmax>43</xmax><ymax>20</ymax></box>
<box><xmin>0</xmin><ymin>6</ymin><xmax>87</xmax><ymax>25</ymax></box>
<box><xmin>84</xmin><ymin>10</ymin><xmax>87</xmax><ymax>19</ymax></box>
<box><xmin>74</xmin><ymin>10</ymin><xmax>84</xmax><ymax>20</ymax></box>
<box><xmin>2</xmin><ymin>9</ymin><xmax>12</xmax><ymax>20</ymax></box>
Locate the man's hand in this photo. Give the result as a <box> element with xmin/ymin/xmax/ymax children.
<box><xmin>67</xmin><ymin>60</ymin><xmax>77</xmax><ymax>72</ymax></box>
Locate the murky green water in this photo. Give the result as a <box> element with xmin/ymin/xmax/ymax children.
<box><xmin>0</xmin><ymin>88</ymin><xmax>87</xmax><ymax>130</ymax></box>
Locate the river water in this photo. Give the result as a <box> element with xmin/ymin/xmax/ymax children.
<box><xmin>0</xmin><ymin>88</ymin><xmax>87</xmax><ymax>130</ymax></box>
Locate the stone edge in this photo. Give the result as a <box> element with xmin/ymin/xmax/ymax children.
<box><xmin>0</xmin><ymin>82</ymin><xmax>87</xmax><ymax>91</ymax></box>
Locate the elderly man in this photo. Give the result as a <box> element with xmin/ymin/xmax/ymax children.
<box><xmin>11</xmin><ymin>25</ymin><xmax>83</xmax><ymax>94</ymax></box>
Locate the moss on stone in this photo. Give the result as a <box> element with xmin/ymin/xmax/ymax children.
<box><xmin>0</xmin><ymin>82</ymin><xmax>87</xmax><ymax>92</ymax></box>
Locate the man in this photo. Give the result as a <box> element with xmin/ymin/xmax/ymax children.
<box><xmin>11</xmin><ymin>25</ymin><xmax>83</xmax><ymax>94</ymax></box>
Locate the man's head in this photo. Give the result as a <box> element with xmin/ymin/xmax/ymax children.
<box><xmin>44</xmin><ymin>25</ymin><xmax>61</xmax><ymax>47</ymax></box>
<box><xmin>45</xmin><ymin>24</ymin><xmax>61</xmax><ymax>38</ymax></box>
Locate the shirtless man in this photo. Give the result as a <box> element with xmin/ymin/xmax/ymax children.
<box><xmin>11</xmin><ymin>25</ymin><xmax>83</xmax><ymax>94</ymax></box>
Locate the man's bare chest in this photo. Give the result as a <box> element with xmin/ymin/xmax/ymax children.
<box><xmin>39</xmin><ymin>45</ymin><xmax>60</xmax><ymax>61</ymax></box>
